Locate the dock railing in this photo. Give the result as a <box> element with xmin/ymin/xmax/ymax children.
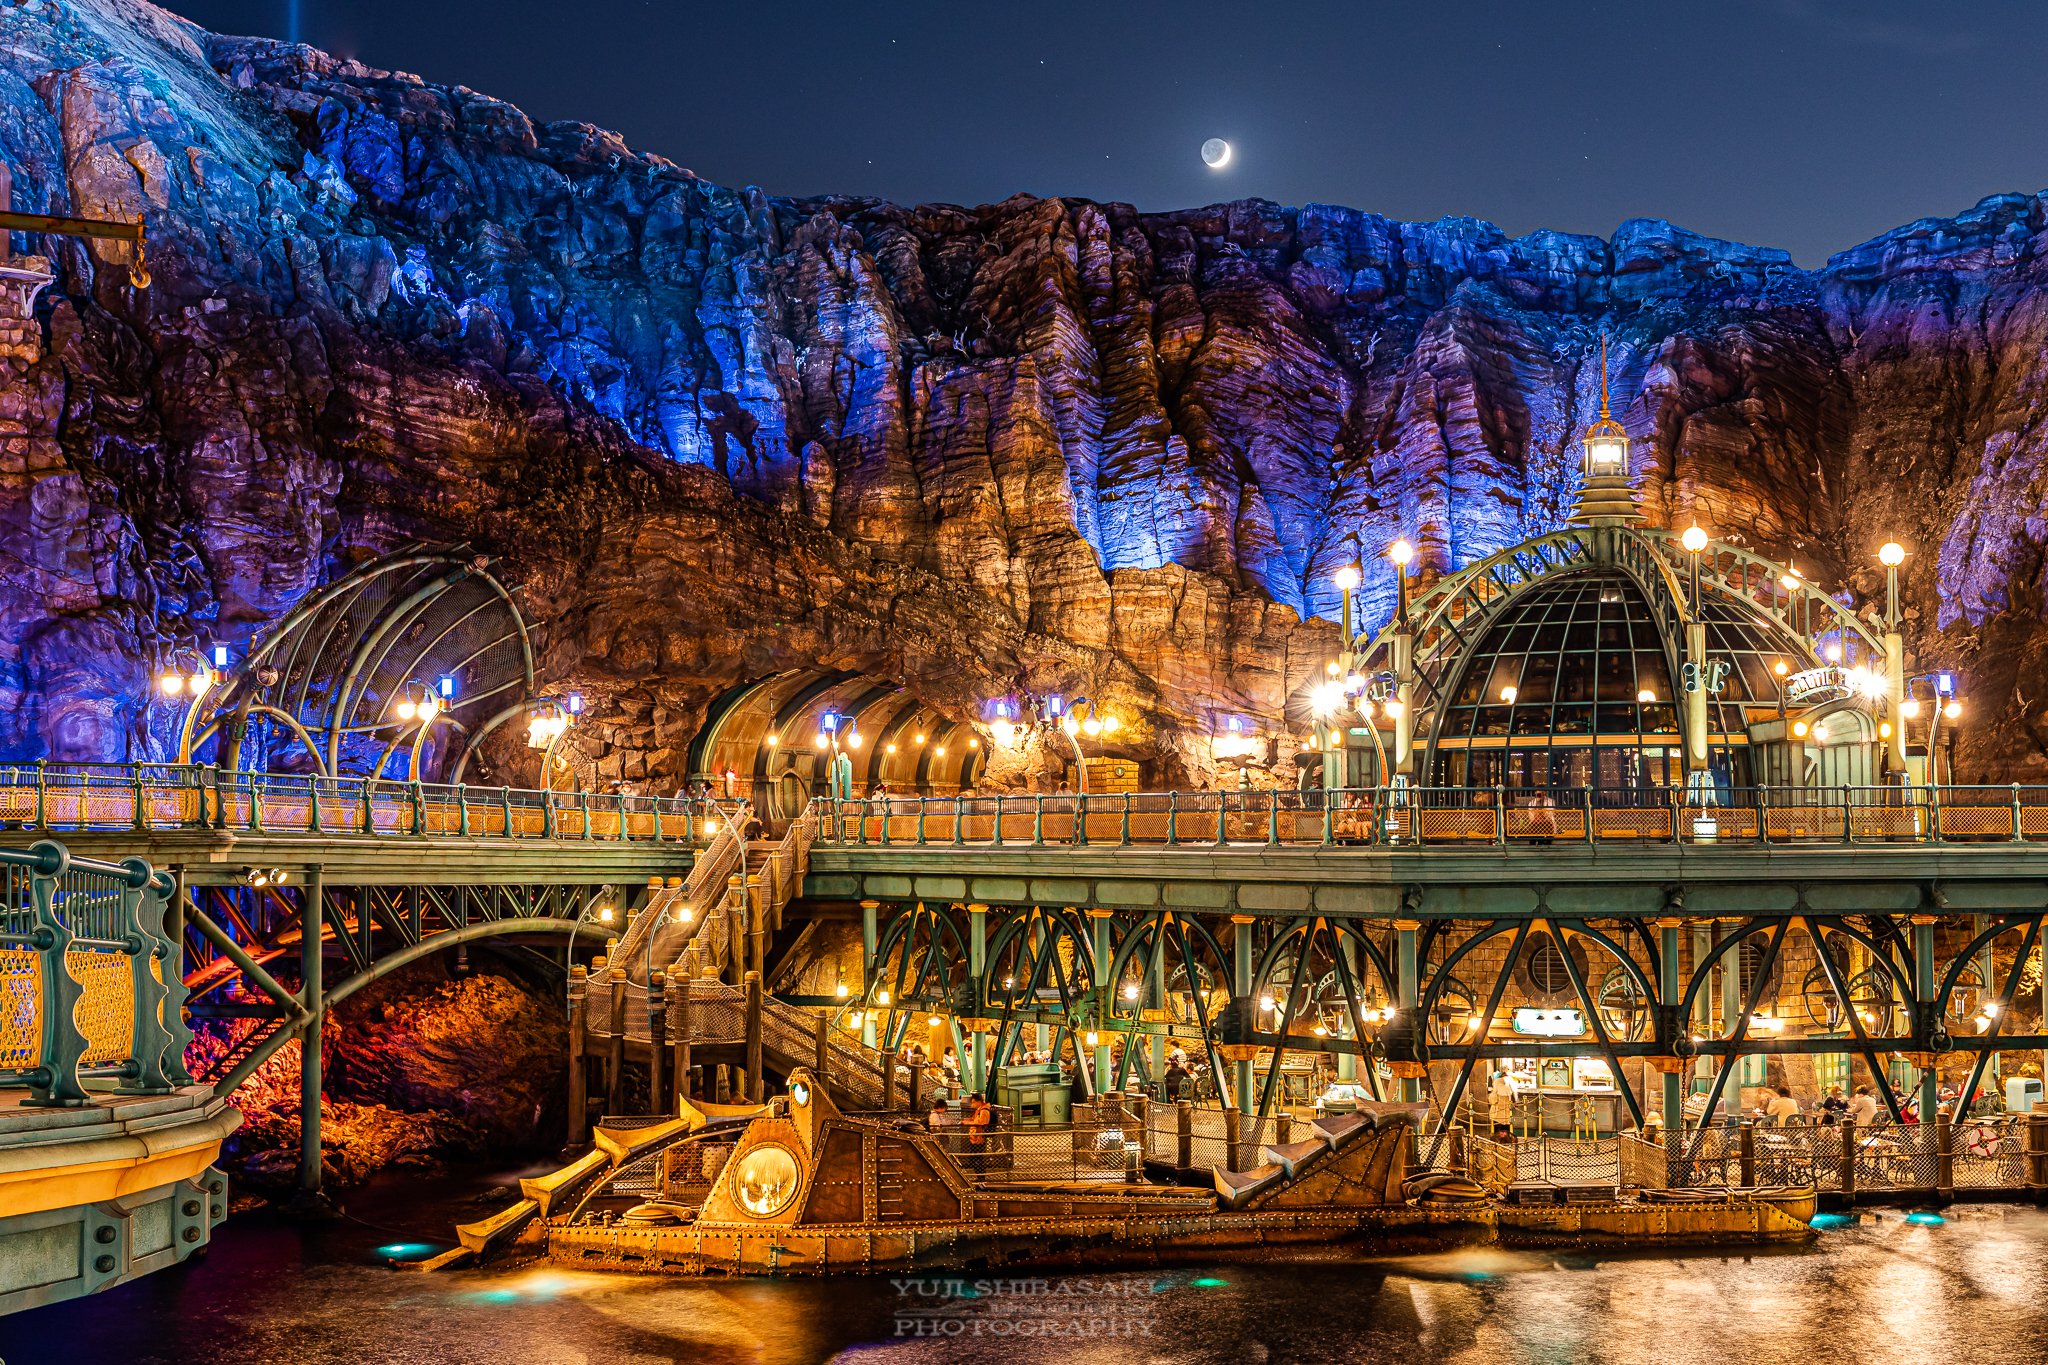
<box><xmin>0</xmin><ymin>839</ymin><xmax>186</xmax><ymax>1106</ymax></box>
<box><xmin>1442</xmin><ymin>1115</ymin><xmax>2048</xmax><ymax>1198</ymax></box>
<box><xmin>812</xmin><ymin>783</ymin><xmax>2048</xmax><ymax>851</ymax></box>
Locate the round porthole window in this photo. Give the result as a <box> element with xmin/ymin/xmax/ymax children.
<box><xmin>731</xmin><ymin>1144</ymin><xmax>802</xmax><ymax>1218</ymax></box>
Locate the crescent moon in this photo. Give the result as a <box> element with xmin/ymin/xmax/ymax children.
<box><xmin>1202</xmin><ymin>138</ymin><xmax>1232</xmax><ymax>169</ymax></box>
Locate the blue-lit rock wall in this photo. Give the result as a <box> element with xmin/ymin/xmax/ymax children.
<box><xmin>1</xmin><ymin>0</ymin><xmax>2046</xmax><ymax>780</ymax></box>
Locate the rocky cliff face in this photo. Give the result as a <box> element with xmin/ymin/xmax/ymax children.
<box><xmin>3</xmin><ymin>0</ymin><xmax>2048</xmax><ymax>782</ymax></box>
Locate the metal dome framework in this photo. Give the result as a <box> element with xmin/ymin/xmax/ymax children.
<box><xmin>1341</xmin><ymin>524</ymin><xmax>1889</xmax><ymax>791</ymax></box>
<box><xmin>174</xmin><ymin>546</ymin><xmax>539</xmax><ymax>783</ymax></box>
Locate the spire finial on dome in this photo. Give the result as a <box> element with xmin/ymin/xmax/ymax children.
<box><xmin>1598</xmin><ymin>331</ymin><xmax>1611</xmax><ymax>420</ymax></box>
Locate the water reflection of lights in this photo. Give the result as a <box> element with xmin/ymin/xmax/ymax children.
<box><xmin>1905</xmin><ymin>1211</ymin><xmax>1947</xmax><ymax>1226</ymax></box>
<box><xmin>375</xmin><ymin>1241</ymin><xmax>441</xmax><ymax>1261</ymax></box>
<box><xmin>1809</xmin><ymin>1213</ymin><xmax>1853</xmax><ymax>1230</ymax></box>
<box><xmin>462</xmin><ymin>1269</ymin><xmax>617</xmax><ymax>1304</ymax></box>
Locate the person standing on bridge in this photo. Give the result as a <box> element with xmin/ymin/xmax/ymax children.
<box><xmin>964</xmin><ymin>1093</ymin><xmax>992</xmax><ymax>1152</ymax></box>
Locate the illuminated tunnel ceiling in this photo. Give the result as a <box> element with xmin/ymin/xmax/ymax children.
<box><xmin>688</xmin><ymin>671</ymin><xmax>983</xmax><ymax>802</ymax></box>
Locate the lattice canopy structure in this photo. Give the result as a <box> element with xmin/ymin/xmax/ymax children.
<box><xmin>175</xmin><ymin>547</ymin><xmax>538</xmax><ymax>783</ymax></box>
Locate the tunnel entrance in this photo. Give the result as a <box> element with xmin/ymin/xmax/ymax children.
<box><xmin>685</xmin><ymin>670</ymin><xmax>983</xmax><ymax>818</ymax></box>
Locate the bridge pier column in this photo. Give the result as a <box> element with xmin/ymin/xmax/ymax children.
<box><xmin>1657</xmin><ymin>917</ymin><xmax>1683</xmax><ymax>1136</ymax></box>
<box><xmin>1089</xmin><ymin>910</ymin><xmax>1113</xmax><ymax>1092</ymax></box>
<box><xmin>1396</xmin><ymin>919</ymin><xmax>1421</xmax><ymax>1105</ymax></box>
<box><xmin>672</xmin><ymin>970</ymin><xmax>693</xmax><ymax>1104</ymax></box>
<box><xmin>607</xmin><ymin>968</ymin><xmax>626</xmax><ymax>1115</ymax></box>
<box><xmin>1715</xmin><ymin>919</ymin><xmax>1742</xmax><ymax>1122</ymax></box>
<box><xmin>566</xmin><ymin>965</ymin><xmax>589</xmax><ymax>1146</ymax></box>
<box><xmin>648</xmin><ymin>971</ymin><xmax>667</xmax><ymax>1116</ymax></box>
<box><xmin>745</xmin><ymin>970</ymin><xmax>764</xmax><ymax>1103</ymax></box>
<box><xmin>1913</xmin><ymin>915</ymin><xmax>1939</xmax><ymax>1123</ymax></box>
<box><xmin>1232</xmin><ymin>915</ymin><xmax>1254</xmax><ymax>1114</ymax></box>
<box><xmin>968</xmin><ymin>904</ymin><xmax>988</xmax><ymax>1095</ymax></box>
<box><xmin>294</xmin><ymin>866</ymin><xmax>334</xmax><ymax>1214</ymax></box>
<box><xmin>860</xmin><ymin>900</ymin><xmax>879</xmax><ymax>1051</ymax></box>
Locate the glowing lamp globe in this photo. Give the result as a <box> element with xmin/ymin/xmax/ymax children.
<box><xmin>1388</xmin><ymin>539</ymin><xmax>1415</xmax><ymax>568</ymax></box>
<box><xmin>1879</xmin><ymin>541</ymin><xmax>1906</xmax><ymax>567</ymax></box>
<box><xmin>1332</xmin><ymin>564</ymin><xmax>1362</xmax><ymax>592</ymax></box>
<box><xmin>1680</xmin><ymin>525</ymin><xmax>1709</xmax><ymax>554</ymax></box>
<box><xmin>1582</xmin><ymin>416</ymin><xmax>1629</xmax><ymax>480</ymax></box>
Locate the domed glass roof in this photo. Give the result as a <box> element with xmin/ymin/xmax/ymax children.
<box><xmin>1428</xmin><ymin>568</ymin><xmax>1810</xmax><ymax>791</ymax></box>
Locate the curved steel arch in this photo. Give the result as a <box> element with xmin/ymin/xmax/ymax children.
<box><xmin>1935</xmin><ymin>916</ymin><xmax>2038</xmax><ymax>1013</ymax></box>
<box><xmin>1552</xmin><ymin>919</ymin><xmax>1660</xmax><ymax>1008</ymax></box>
<box><xmin>180</xmin><ymin>546</ymin><xmax>538</xmax><ymax>784</ymax></box>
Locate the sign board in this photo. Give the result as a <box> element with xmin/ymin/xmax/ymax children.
<box><xmin>1511</xmin><ymin>1007</ymin><xmax>1587</xmax><ymax>1037</ymax></box>
<box><xmin>1786</xmin><ymin>666</ymin><xmax>1847</xmax><ymax>705</ymax></box>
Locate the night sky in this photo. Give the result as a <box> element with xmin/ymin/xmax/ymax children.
<box><xmin>171</xmin><ymin>0</ymin><xmax>2048</xmax><ymax>267</ymax></box>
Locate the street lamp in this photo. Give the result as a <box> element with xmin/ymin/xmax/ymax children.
<box><xmin>1388</xmin><ymin>539</ymin><xmax>1415</xmax><ymax>628</ymax></box>
<box><xmin>1877</xmin><ymin>542</ymin><xmax>1908</xmax><ymax>779</ymax></box>
<box><xmin>1333</xmin><ymin>563</ymin><xmax>1362</xmax><ymax>640</ymax></box>
<box><xmin>982</xmin><ymin>691</ymin><xmax>1118</xmax><ymax>791</ymax></box>
<box><xmin>1679</xmin><ymin>524</ymin><xmax>1708</xmax><ymax>614</ymax></box>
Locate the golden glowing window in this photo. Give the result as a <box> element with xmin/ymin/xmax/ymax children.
<box><xmin>731</xmin><ymin>1144</ymin><xmax>802</xmax><ymax>1218</ymax></box>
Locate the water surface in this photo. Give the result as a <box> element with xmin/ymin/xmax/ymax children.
<box><xmin>3</xmin><ymin>1167</ymin><xmax>2040</xmax><ymax>1365</ymax></box>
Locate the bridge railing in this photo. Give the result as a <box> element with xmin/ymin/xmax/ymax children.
<box><xmin>810</xmin><ymin>784</ymin><xmax>2048</xmax><ymax>850</ymax></box>
<box><xmin>0</xmin><ymin>761</ymin><xmax>731</xmax><ymax>844</ymax></box>
<box><xmin>0</xmin><ymin>839</ymin><xmax>186</xmax><ymax>1106</ymax></box>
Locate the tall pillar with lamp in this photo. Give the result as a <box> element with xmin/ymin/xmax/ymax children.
<box><xmin>1878</xmin><ymin>541</ymin><xmax>1910</xmax><ymax>779</ymax></box>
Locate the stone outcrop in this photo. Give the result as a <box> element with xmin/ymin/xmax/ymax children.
<box><xmin>200</xmin><ymin>957</ymin><xmax>565</xmax><ymax>1191</ymax></box>
<box><xmin>2</xmin><ymin>0</ymin><xmax>2048</xmax><ymax>782</ymax></box>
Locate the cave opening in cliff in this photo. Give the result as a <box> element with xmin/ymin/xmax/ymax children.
<box><xmin>686</xmin><ymin>669</ymin><xmax>982</xmax><ymax>816</ymax></box>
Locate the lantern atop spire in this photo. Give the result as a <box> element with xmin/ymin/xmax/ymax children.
<box><xmin>1574</xmin><ymin>332</ymin><xmax>1638</xmax><ymax>524</ymax></box>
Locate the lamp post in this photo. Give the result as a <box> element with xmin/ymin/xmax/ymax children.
<box><xmin>1878</xmin><ymin>542</ymin><xmax>1909</xmax><ymax>779</ymax></box>
<box><xmin>1679</xmin><ymin>525</ymin><xmax>1710</xmax><ymax>777</ymax></box>
<box><xmin>531</xmin><ymin>692</ymin><xmax>582</xmax><ymax>792</ymax></box>
<box><xmin>984</xmin><ymin>692</ymin><xmax>1118</xmax><ymax>792</ymax></box>
<box><xmin>1388</xmin><ymin>539</ymin><xmax>1416</xmax><ymax>776</ymax></box>
<box><xmin>816</xmin><ymin>709</ymin><xmax>861</xmax><ymax>801</ymax></box>
<box><xmin>159</xmin><ymin>651</ymin><xmax>219</xmax><ymax>765</ymax></box>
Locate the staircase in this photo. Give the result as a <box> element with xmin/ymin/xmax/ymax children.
<box><xmin>589</xmin><ymin>805</ymin><xmax>907</xmax><ymax>1109</ymax></box>
<box><xmin>197</xmin><ymin>1017</ymin><xmax>289</xmax><ymax>1086</ymax></box>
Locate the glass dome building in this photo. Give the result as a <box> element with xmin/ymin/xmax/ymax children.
<box><xmin>1306</xmin><ymin>351</ymin><xmax>1914</xmax><ymax>804</ymax></box>
<box><xmin>1428</xmin><ymin>571</ymin><xmax>1814</xmax><ymax>794</ymax></box>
